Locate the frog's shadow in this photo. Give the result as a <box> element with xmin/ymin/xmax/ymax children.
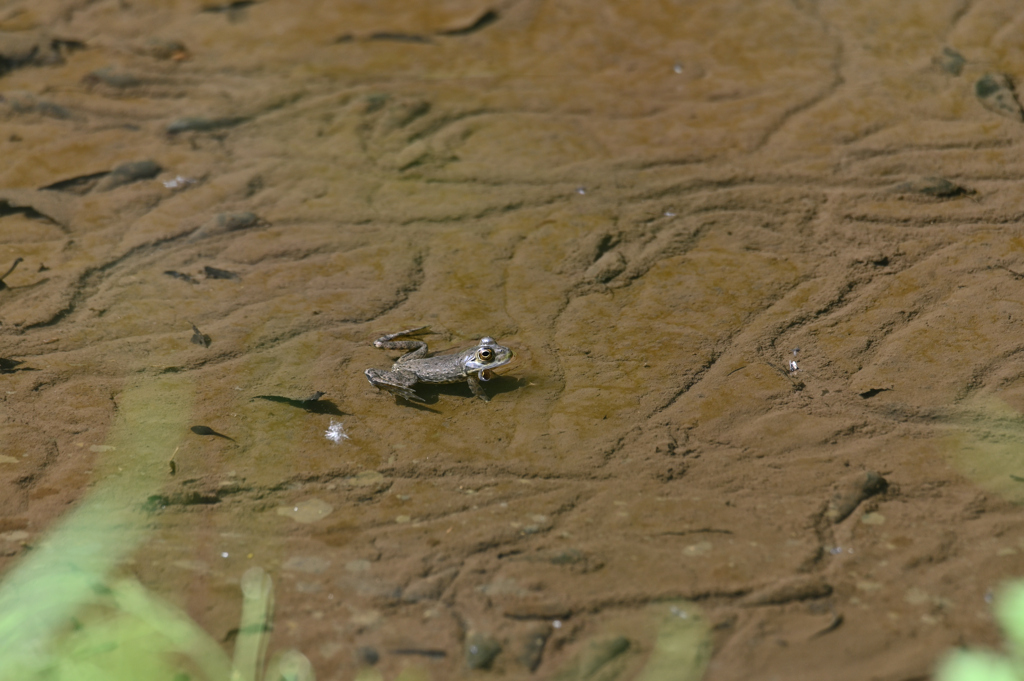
<box><xmin>398</xmin><ymin>375</ymin><xmax>521</xmax><ymax>409</ymax></box>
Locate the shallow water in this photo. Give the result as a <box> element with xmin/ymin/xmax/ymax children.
<box><xmin>4</xmin><ymin>1</ymin><xmax>1024</xmax><ymax>679</ymax></box>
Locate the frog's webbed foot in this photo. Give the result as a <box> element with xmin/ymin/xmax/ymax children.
<box><xmin>467</xmin><ymin>374</ymin><xmax>490</xmax><ymax>402</ymax></box>
<box><xmin>365</xmin><ymin>368</ymin><xmax>425</xmax><ymax>402</ymax></box>
<box><xmin>372</xmin><ymin>327</ymin><xmax>431</xmax><ymax>361</ymax></box>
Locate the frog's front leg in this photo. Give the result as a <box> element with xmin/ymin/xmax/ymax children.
<box><xmin>373</xmin><ymin>327</ymin><xmax>430</xmax><ymax>362</ymax></box>
<box><xmin>467</xmin><ymin>373</ymin><xmax>490</xmax><ymax>402</ymax></box>
<box><xmin>365</xmin><ymin>368</ymin><xmax>425</xmax><ymax>402</ymax></box>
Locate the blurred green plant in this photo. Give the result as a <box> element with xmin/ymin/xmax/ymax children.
<box><xmin>0</xmin><ymin>538</ymin><xmax>311</xmax><ymax>681</ymax></box>
<box><xmin>937</xmin><ymin>582</ymin><xmax>1024</xmax><ymax>681</ymax></box>
<box><xmin>0</xmin><ymin>374</ymin><xmax>312</xmax><ymax>681</ymax></box>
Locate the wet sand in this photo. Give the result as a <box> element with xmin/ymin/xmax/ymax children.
<box><xmin>3</xmin><ymin>1</ymin><xmax>1024</xmax><ymax>679</ymax></box>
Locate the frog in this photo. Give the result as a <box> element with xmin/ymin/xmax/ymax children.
<box><xmin>364</xmin><ymin>327</ymin><xmax>515</xmax><ymax>402</ymax></box>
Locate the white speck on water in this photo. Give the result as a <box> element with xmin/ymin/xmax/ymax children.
<box><xmin>673</xmin><ymin>63</ymin><xmax>684</xmax><ymax>74</ymax></box>
<box><xmin>664</xmin><ymin>210</ymin><xmax>676</xmax><ymax>217</ymax></box>
<box><xmin>163</xmin><ymin>175</ymin><xmax>196</xmax><ymax>190</ymax></box>
<box><xmin>576</xmin><ymin>187</ymin><xmax>586</xmax><ymax>195</ymax></box>
<box><xmin>325</xmin><ymin>420</ymin><xmax>350</xmax><ymax>443</ymax></box>
<box><xmin>221</xmin><ymin>552</ymin><xmax>229</xmax><ymax>558</ymax></box>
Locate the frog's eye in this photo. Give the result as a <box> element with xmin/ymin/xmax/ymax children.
<box><xmin>477</xmin><ymin>348</ymin><xmax>494</xmax><ymax>362</ymax></box>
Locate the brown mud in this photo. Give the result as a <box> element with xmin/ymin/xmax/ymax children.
<box><xmin>3</xmin><ymin>1</ymin><xmax>1024</xmax><ymax>679</ymax></box>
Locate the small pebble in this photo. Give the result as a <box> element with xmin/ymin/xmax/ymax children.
<box><xmin>935</xmin><ymin>47</ymin><xmax>966</xmax><ymax>76</ymax></box>
<box><xmin>95</xmin><ymin>160</ymin><xmax>162</xmax><ymax>192</ymax></box>
<box><xmin>517</xmin><ymin>625</ymin><xmax>550</xmax><ymax>672</ymax></box>
<box><xmin>465</xmin><ymin>633</ymin><xmax>502</xmax><ymax>670</ymax></box>
<box><xmin>975</xmin><ymin>73</ymin><xmax>1024</xmax><ymax>121</ymax></box>
<box><xmin>86</xmin><ymin>67</ymin><xmax>140</xmax><ymax>88</ymax></box>
<box><xmin>190</xmin><ymin>323</ymin><xmax>211</xmax><ymax>347</ymax></box>
<box><xmin>141</xmin><ymin>38</ymin><xmax>189</xmax><ymax>60</ymax></box>
<box><xmin>892</xmin><ymin>176</ymin><xmax>970</xmax><ymax>198</ymax></box>
<box><xmin>357</xmin><ymin>646</ymin><xmax>379</xmax><ymax>666</ymax></box>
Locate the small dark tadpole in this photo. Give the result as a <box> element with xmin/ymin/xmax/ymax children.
<box><xmin>203</xmin><ymin>265</ymin><xmax>240</xmax><ymax>280</ymax></box>
<box><xmin>190</xmin><ymin>425</ymin><xmax>235</xmax><ymax>441</ymax></box>
<box><xmin>0</xmin><ymin>257</ymin><xmax>24</xmax><ymax>290</ymax></box>
<box><xmin>165</xmin><ymin>270</ymin><xmax>199</xmax><ymax>284</ymax></box>
<box><xmin>190</xmin><ymin>323</ymin><xmax>211</xmax><ymax>348</ymax></box>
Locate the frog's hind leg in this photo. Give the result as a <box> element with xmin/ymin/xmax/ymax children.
<box><xmin>365</xmin><ymin>368</ymin><xmax>425</xmax><ymax>402</ymax></box>
<box><xmin>467</xmin><ymin>374</ymin><xmax>491</xmax><ymax>401</ymax></box>
<box><xmin>372</xmin><ymin>326</ymin><xmax>430</xmax><ymax>361</ymax></box>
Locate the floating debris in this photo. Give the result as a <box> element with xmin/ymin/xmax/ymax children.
<box><xmin>324</xmin><ymin>420</ymin><xmax>350</xmax><ymax>443</ymax></box>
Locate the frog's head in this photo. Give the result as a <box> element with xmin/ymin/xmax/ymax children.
<box><xmin>463</xmin><ymin>337</ymin><xmax>515</xmax><ymax>381</ymax></box>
